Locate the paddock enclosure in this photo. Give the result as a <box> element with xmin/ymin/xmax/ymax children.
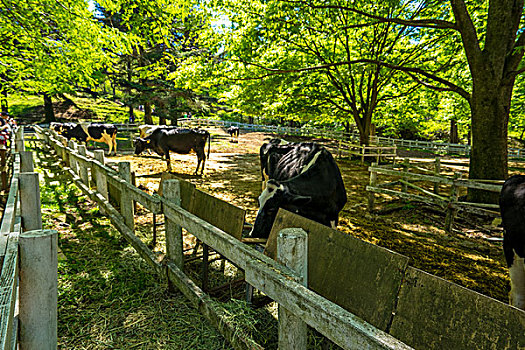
<box><xmin>108</xmin><ymin>125</ymin><xmax>510</xmax><ymax>302</ymax></box>
<box><xmin>2</xmin><ymin>124</ymin><xmax>525</xmax><ymax>349</ymax></box>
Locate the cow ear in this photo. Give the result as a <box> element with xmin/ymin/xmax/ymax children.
<box><xmin>289</xmin><ymin>194</ymin><xmax>311</xmax><ymax>206</ymax></box>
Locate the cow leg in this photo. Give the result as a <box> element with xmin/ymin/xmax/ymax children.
<box><xmin>106</xmin><ymin>139</ymin><xmax>113</xmax><ymax>155</ymax></box>
<box><xmin>165</xmin><ymin>151</ymin><xmax>171</xmax><ymax>172</ymax></box>
<box><xmin>195</xmin><ymin>148</ymin><xmax>205</xmax><ymax>176</ymax></box>
<box><xmin>113</xmin><ymin>134</ymin><xmax>117</xmax><ymax>155</ymax></box>
<box><xmin>195</xmin><ymin>156</ymin><xmax>201</xmax><ymax>175</ymax></box>
<box><xmin>509</xmin><ymin>253</ymin><xmax>525</xmax><ymax>310</ymax></box>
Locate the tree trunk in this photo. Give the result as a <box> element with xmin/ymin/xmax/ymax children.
<box><xmin>128</xmin><ymin>105</ymin><xmax>134</xmax><ymax>123</ymax></box>
<box><xmin>144</xmin><ymin>102</ymin><xmax>153</xmax><ymax>124</ymax></box>
<box><xmin>159</xmin><ymin>114</ymin><xmax>167</xmax><ymax>125</ymax></box>
<box><xmin>355</xmin><ymin>116</ymin><xmax>371</xmax><ymax>145</ymax></box>
<box><xmin>467</xmin><ymin>78</ymin><xmax>512</xmax><ymax>203</ymax></box>
<box><xmin>449</xmin><ymin>119</ymin><xmax>459</xmax><ymax>144</ymax></box>
<box><xmin>43</xmin><ymin>93</ymin><xmax>56</xmax><ymax>123</ymax></box>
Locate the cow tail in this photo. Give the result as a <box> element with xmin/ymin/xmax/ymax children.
<box><xmin>207</xmin><ymin>131</ymin><xmax>211</xmax><ymax>159</ymax></box>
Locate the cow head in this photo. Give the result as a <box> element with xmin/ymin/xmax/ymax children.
<box><xmin>249</xmin><ymin>179</ymin><xmax>311</xmax><ymax>238</ymax></box>
<box><xmin>134</xmin><ymin>137</ymin><xmax>151</xmax><ymax>155</ymax></box>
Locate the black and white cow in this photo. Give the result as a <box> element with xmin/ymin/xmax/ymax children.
<box><xmin>50</xmin><ymin>122</ymin><xmax>63</xmax><ymax>133</ymax></box>
<box><xmin>249</xmin><ymin>141</ymin><xmax>347</xmax><ymax>238</ymax></box>
<box><xmin>62</xmin><ymin>123</ymin><xmax>118</xmax><ymax>155</ymax></box>
<box><xmin>227</xmin><ymin>126</ymin><xmax>240</xmax><ymax>143</ymax></box>
<box><xmin>499</xmin><ymin>174</ymin><xmax>525</xmax><ymax>310</ymax></box>
<box><xmin>50</xmin><ymin>122</ymin><xmax>76</xmax><ymax>135</ymax></box>
<box><xmin>134</xmin><ymin>127</ymin><xmax>211</xmax><ymax>175</ymax></box>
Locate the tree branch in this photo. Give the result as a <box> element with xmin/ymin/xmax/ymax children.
<box><xmin>281</xmin><ymin>0</ymin><xmax>458</xmax><ymax>30</ymax></box>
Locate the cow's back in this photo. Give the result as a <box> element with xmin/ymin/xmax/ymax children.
<box><xmin>86</xmin><ymin>124</ymin><xmax>117</xmax><ymax>139</ymax></box>
<box><xmin>284</xmin><ymin>147</ymin><xmax>347</xmax><ymax>221</ymax></box>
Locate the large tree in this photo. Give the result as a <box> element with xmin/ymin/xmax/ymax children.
<box><xmin>329</xmin><ymin>0</ymin><xmax>524</xmax><ymax>202</ymax></box>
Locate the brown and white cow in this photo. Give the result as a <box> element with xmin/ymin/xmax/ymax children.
<box><xmin>62</xmin><ymin>123</ymin><xmax>118</xmax><ymax>155</ymax></box>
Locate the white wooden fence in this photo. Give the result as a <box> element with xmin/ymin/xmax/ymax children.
<box><xmin>36</xmin><ymin>125</ymin><xmax>413</xmax><ymax>349</ymax></box>
<box><xmin>177</xmin><ymin>118</ymin><xmax>525</xmax><ymax>158</ymax></box>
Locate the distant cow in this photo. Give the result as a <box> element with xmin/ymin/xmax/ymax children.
<box><xmin>50</xmin><ymin>122</ymin><xmax>76</xmax><ymax>135</ymax></box>
<box><xmin>134</xmin><ymin>128</ymin><xmax>211</xmax><ymax>175</ymax></box>
<box><xmin>499</xmin><ymin>175</ymin><xmax>525</xmax><ymax>310</ymax></box>
<box><xmin>227</xmin><ymin>126</ymin><xmax>240</xmax><ymax>143</ymax></box>
<box><xmin>50</xmin><ymin>122</ymin><xmax>62</xmax><ymax>133</ymax></box>
<box><xmin>62</xmin><ymin>123</ymin><xmax>118</xmax><ymax>155</ymax></box>
<box><xmin>249</xmin><ymin>141</ymin><xmax>347</xmax><ymax>238</ymax></box>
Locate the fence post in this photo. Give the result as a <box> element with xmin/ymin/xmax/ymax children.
<box><xmin>19</xmin><ymin>151</ymin><xmax>34</xmax><ymax>173</ymax></box>
<box><xmin>433</xmin><ymin>157</ymin><xmax>441</xmax><ymax>194</ymax></box>
<box><xmin>368</xmin><ymin>162</ymin><xmax>377</xmax><ymax>212</ymax></box>
<box><xmin>93</xmin><ymin>150</ymin><xmax>108</xmax><ymax>214</ymax></box>
<box><xmin>77</xmin><ymin>145</ymin><xmax>89</xmax><ymax>186</ymax></box>
<box><xmin>19</xmin><ymin>229</ymin><xmax>58</xmax><ymax>350</ymax></box>
<box><xmin>118</xmin><ymin>162</ymin><xmax>134</xmax><ymax>231</ymax></box>
<box><xmin>68</xmin><ymin>140</ymin><xmax>78</xmax><ymax>175</ymax></box>
<box><xmin>402</xmin><ymin>158</ymin><xmax>409</xmax><ymax>193</ymax></box>
<box><xmin>15</xmin><ymin>127</ymin><xmax>24</xmax><ymax>152</ymax></box>
<box><xmin>163</xmin><ymin>179</ymin><xmax>184</xmax><ymax>276</ymax></box>
<box><xmin>19</xmin><ymin>172</ymin><xmax>42</xmax><ymax>232</ymax></box>
<box><xmin>59</xmin><ymin>136</ymin><xmax>69</xmax><ymax>165</ymax></box>
<box><xmin>277</xmin><ymin>228</ymin><xmax>308</xmax><ymax>350</ymax></box>
<box><xmin>445</xmin><ymin>172</ymin><xmax>461</xmax><ymax>232</ymax></box>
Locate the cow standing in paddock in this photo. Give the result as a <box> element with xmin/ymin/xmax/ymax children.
<box><xmin>249</xmin><ymin>140</ymin><xmax>347</xmax><ymax>238</ymax></box>
<box><xmin>500</xmin><ymin>174</ymin><xmax>525</xmax><ymax>310</ymax></box>
<box><xmin>227</xmin><ymin>126</ymin><xmax>240</xmax><ymax>143</ymax></box>
<box><xmin>137</xmin><ymin>125</ymin><xmax>178</xmax><ymax>155</ymax></box>
<box><xmin>134</xmin><ymin>128</ymin><xmax>211</xmax><ymax>175</ymax></box>
<box><xmin>61</xmin><ymin>123</ymin><xmax>118</xmax><ymax>155</ymax></box>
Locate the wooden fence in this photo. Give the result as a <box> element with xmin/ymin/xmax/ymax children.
<box><xmin>366</xmin><ymin>158</ymin><xmax>503</xmax><ymax>231</ymax></box>
<box><xmin>0</xmin><ymin>127</ymin><xmax>58</xmax><ymax>349</ymax></box>
<box><xmin>36</xmin><ymin>126</ymin><xmax>412</xmax><ymax>350</ymax></box>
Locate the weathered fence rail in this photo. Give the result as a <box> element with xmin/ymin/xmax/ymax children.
<box><xmin>37</xmin><ymin>126</ymin><xmax>412</xmax><ymax>350</ymax></box>
<box><xmin>367</xmin><ymin>158</ymin><xmax>503</xmax><ymax>231</ymax></box>
<box><xmin>0</xmin><ymin>128</ymin><xmax>58</xmax><ymax>350</ymax></box>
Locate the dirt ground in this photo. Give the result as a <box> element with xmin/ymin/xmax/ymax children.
<box><xmin>108</xmin><ymin>127</ymin><xmax>510</xmax><ymax>304</ymax></box>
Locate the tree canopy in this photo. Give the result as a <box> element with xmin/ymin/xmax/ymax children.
<box><xmin>2</xmin><ymin>0</ymin><xmax>524</xmax><ymax>202</ymax></box>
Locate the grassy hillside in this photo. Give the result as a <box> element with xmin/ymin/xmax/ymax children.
<box><xmin>7</xmin><ymin>94</ymin><xmax>157</xmax><ymax>125</ymax></box>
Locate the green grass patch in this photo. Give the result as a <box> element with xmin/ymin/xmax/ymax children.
<box><xmin>35</xmin><ymin>146</ymin><xmax>232</xmax><ymax>349</ymax></box>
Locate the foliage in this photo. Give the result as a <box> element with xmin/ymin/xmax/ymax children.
<box><xmin>0</xmin><ymin>0</ymin><xmax>125</xmax><ymax>96</ymax></box>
